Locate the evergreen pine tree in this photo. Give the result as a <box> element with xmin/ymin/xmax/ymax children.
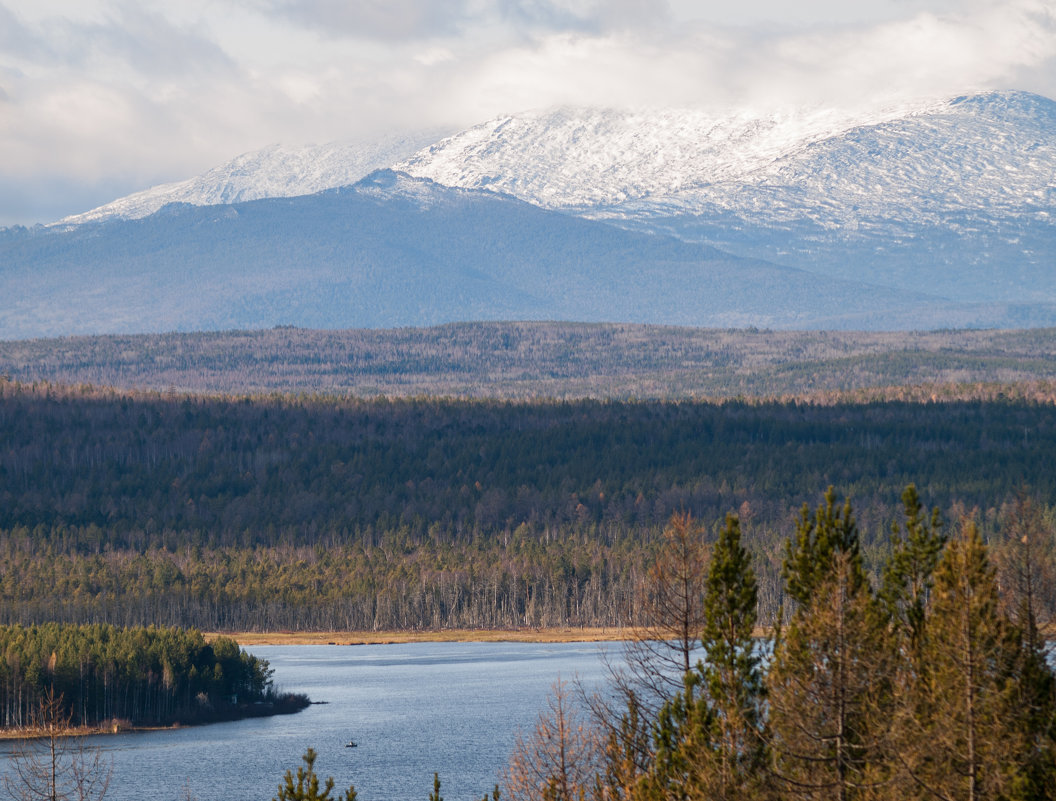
<box><xmin>274</xmin><ymin>749</ymin><xmax>357</xmax><ymax>801</ymax></box>
<box><xmin>698</xmin><ymin>513</ymin><xmax>767</xmax><ymax>800</ymax></box>
<box><xmin>768</xmin><ymin>489</ymin><xmax>894</xmax><ymax>801</ymax></box>
<box><xmin>782</xmin><ymin>487</ymin><xmax>863</xmax><ymax>608</ymax></box>
<box><xmin>897</xmin><ymin>521</ymin><xmax>1056</xmax><ymax>801</ymax></box>
<box><xmin>639</xmin><ymin>671</ymin><xmax>713</xmax><ymax>801</ymax></box>
<box><xmin>879</xmin><ymin>484</ymin><xmax>945</xmax><ymax>651</ymax></box>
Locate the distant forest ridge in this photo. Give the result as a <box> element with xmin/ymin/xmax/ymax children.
<box><xmin>4</xmin><ymin>322</ymin><xmax>1056</xmax><ymax>400</ymax></box>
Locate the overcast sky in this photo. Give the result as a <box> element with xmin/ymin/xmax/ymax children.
<box><xmin>1</xmin><ymin>0</ymin><xmax>1054</xmax><ymax>226</ymax></box>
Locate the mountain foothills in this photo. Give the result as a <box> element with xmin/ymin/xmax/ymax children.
<box><xmin>3</xmin><ymin>171</ymin><xmax>919</xmax><ymax>338</ymax></box>
<box><xmin>1</xmin><ymin>91</ymin><xmax>1054</xmax><ymax>338</ymax></box>
<box><xmin>6</xmin><ymin>323</ymin><xmax>1056</xmax><ymax>399</ymax></box>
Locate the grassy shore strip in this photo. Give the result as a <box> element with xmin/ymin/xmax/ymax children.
<box><xmin>207</xmin><ymin>627</ymin><xmax>800</xmax><ymax>646</ymax></box>
<box><xmin>0</xmin><ymin>722</ymin><xmax>174</xmax><ymax>740</ymax></box>
<box><xmin>209</xmin><ymin>627</ymin><xmax>632</xmax><ymax>646</ymax></box>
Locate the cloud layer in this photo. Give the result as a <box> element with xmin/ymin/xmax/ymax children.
<box><xmin>1</xmin><ymin>0</ymin><xmax>1054</xmax><ymax>225</ymax></box>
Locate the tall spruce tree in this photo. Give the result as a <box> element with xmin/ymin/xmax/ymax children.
<box><xmin>896</xmin><ymin>521</ymin><xmax>1056</xmax><ymax>801</ymax></box>
<box><xmin>643</xmin><ymin>670</ymin><xmax>715</xmax><ymax>801</ymax></box>
<box><xmin>879</xmin><ymin>484</ymin><xmax>945</xmax><ymax>651</ymax></box>
<box><xmin>768</xmin><ymin>489</ymin><xmax>894</xmax><ymax>801</ymax></box>
<box><xmin>781</xmin><ymin>488</ymin><xmax>863</xmax><ymax>607</ymax></box>
<box><xmin>699</xmin><ymin>513</ymin><xmax>766</xmax><ymax>800</ymax></box>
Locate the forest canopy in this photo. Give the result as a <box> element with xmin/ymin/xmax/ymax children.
<box><xmin>2</xmin><ymin>379</ymin><xmax>1055</xmax><ymax>631</ymax></box>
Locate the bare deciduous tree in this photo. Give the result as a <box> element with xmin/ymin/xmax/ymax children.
<box><xmin>503</xmin><ymin>679</ymin><xmax>601</xmax><ymax>801</ymax></box>
<box><xmin>615</xmin><ymin>513</ymin><xmax>710</xmax><ymax>713</ymax></box>
<box><xmin>3</xmin><ymin>688</ymin><xmax>112</xmax><ymax>801</ymax></box>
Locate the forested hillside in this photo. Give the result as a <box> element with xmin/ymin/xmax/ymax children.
<box><xmin>2</xmin><ymin>379</ymin><xmax>1054</xmax><ymax>630</ymax></box>
<box><xmin>5</xmin><ymin>323</ymin><xmax>1056</xmax><ymax>399</ymax></box>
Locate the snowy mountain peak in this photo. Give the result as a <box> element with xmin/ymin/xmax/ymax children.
<box><xmin>57</xmin><ymin>132</ymin><xmax>449</xmax><ymax>226</ymax></box>
<box><xmin>393</xmin><ymin>98</ymin><xmax>953</xmax><ymax>209</ymax></box>
<box><xmin>337</xmin><ymin>168</ymin><xmax>490</xmax><ymax>210</ymax></box>
<box><xmin>52</xmin><ymin>91</ymin><xmax>1054</xmax><ymax>236</ymax></box>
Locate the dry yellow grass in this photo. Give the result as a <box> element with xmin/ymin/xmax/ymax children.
<box><xmin>0</xmin><ymin>722</ymin><xmax>173</xmax><ymax>740</ymax></box>
<box><xmin>207</xmin><ymin>627</ymin><xmax>630</xmax><ymax>646</ymax></box>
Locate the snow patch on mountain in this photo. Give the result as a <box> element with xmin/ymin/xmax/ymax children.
<box><xmin>334</xmin><ymin>168</ymin><xmax>501</xmax><ymax>212</ymax></box>
<box><xmin>391</xmin><ymin>92</ymin><xmax>1055</xmax><ymax>237</ymax></box>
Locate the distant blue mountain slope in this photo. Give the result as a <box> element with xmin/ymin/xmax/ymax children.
<box><xmin>399</xmin><ymin>91</ymin><xmax>1056</xmax><ymax>306</ymax></box>
<box><xmin>1</xmin><ymin>171</ymin><xmax>1053</xmax><ymax>339</ymax></box>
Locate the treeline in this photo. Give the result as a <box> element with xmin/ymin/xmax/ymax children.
<box><xmin>0</xmin><ymin>623</ymin><xmax>300</xmax><ymax>730</ymax></box>
<box><xmin>0</xmin><ymin>530</ymin><xmax>650</xmax><ymax>631</ymax></box>
<box><xmin>500</xmin><ymin>488</ymin><xmax>1056</xmax><ymax>801</ymax></box>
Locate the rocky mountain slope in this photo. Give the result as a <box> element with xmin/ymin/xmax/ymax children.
<box><xmin>396</xmin><ymin>93</ymin><xmax>1054</xmax><ymax>223</ymax></box>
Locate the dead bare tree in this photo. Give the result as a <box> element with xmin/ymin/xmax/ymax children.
<box><xmin>613</xmin><ymin>512</ymin><xmax>710</xmax><ymax>714</ymax></box>
<box><xmin>3</xmin><ymin>688</ymin><xmax>112</xmax><ymax>801</ymax></box>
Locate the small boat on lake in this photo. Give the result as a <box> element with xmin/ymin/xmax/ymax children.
<box><xmin>345</xmin><ymin>741</ymin><xmax>358</xmax><ymax>748</ymax></box>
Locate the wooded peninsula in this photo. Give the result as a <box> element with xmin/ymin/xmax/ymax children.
<box><xmin>0</xmin><ymin>622</ymin><xmax>307</xmax><ymax>733</ymax></box>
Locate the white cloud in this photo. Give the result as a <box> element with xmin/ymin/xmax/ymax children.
<box><xmin>455</xmin><ymin>0</ymin><xmax>1056</xmax><ymax>115</ymax></box>
<box><xmin>239</xmin><ymin>0</ymin><xmax>479</xmax><ymax>41</ymax></box>
<box><xmin>414</xmin><ymin>47</ymin><xmax>457</xmax><ymax>66</ymax></box>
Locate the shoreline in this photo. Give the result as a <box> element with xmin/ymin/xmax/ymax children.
<box><xmin>209</xmin><ymin>627</ymin><xmax>631</xmax><ymax>646</ymax></box>
<box><xmin>0</xmin><ymin>722</ymin><xmax>174</xmax><ymax>741</ymax></box>
<box><xmin>208</xmin><ymin>626</ymin><xmax>790</xmax><ymax>646</ymax></box>
<box><xmin>0</xmin><ymin>696</ymin><xmax>309</xmax><ymax>742</ymax></box>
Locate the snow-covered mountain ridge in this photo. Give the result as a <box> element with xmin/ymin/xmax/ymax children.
<box><xmin>397</xmin><ymin>92</ymin><xmax>1055</xmax><ymax>227</ymax></box>
<box><xmin>36</xmin><ymin>90</ymin><xmax>1056</xmax><ymax>326</ymax></box>
<box><xmin>58</xmin><ymin>91</ymin><xmax>1054</xmax><ymax>233</ymax></box>
<box><xmin>57</xmin><ymin>131</ymin><xmax>448</xmax><ymax>226</ymax></box>
<box><xmin>394</xmin><ymin>98</ymin><xmax>947</xmax><ymax>208</ymax></box>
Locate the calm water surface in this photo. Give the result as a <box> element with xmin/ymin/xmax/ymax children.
<box><xmin>0</xmin><ymin>642</ymin><xmax>621</xmax><ymax>801</ymax></box>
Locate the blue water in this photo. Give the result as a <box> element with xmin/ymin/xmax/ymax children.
<box><xmin>0</xmin><ymin>641</ymin><xmax>620</xmax><ymax>801</ymax></box>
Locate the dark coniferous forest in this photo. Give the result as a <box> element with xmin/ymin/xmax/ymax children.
<box><xmin>2</xmin><ymin>378</ymin><xmax>1056</xmax><ymax>631</ymax></box>
<box><xmin>0</xmin><ymin>623</ymin><xmax>304</xmax><ymax>730</ymax></box>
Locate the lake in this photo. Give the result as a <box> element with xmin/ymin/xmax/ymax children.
<box><xmin>0</xmin><ymin>641</ymin><xmax>623</xmax><ymax>801</ymax></box>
